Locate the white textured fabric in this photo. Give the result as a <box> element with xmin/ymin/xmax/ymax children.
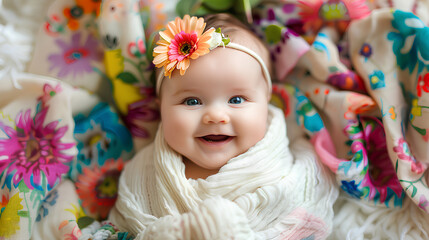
<box><xmin>0</xmin><ymin>0</ymin><xmax>54</xmax><ymax>88</ymax></box>
<box><xmin>331</xmin><ymin>193</ymin><xmax>429</xmax><ymax>240</ymax></box>
<box><xmin>109</xmin><ymin>105</ymin><xmax>338</xmax><ymax>239</ymax></box>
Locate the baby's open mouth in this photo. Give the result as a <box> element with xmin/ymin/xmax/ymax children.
<box><xmin>200</xmin><ymin>135</ymin><xmax>232</xmax><ymax>142</ymax></box>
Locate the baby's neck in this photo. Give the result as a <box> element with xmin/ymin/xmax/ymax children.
<box><xmin>183</xmin><ymin>158</ymin><xmax>219</xmax><ymax>180</ymax></box>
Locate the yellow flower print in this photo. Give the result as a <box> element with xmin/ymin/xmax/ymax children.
<box><xmin>0</xmin><ymin>193</ymin><xmax>24</xmax><ymax>238</ymax></box>
<box><xmin>65</xmin><ymin>203</ymin><xmax>86</xmax><ymax>221</ymax></box>
<box><xmin>411</xmin><ymin>99</ymin><xmax>422</xmax><ymax>120</ymax></box>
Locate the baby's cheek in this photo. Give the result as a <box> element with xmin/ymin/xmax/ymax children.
<box><xmin>162</xmin><ymin>110</ymin><xmax>195</xmax><ymax>145</ymax></box>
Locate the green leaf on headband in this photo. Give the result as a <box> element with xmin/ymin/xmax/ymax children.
<box><xmin>222</xmin><ymin>38</ymin><xmax>230</xmax><ymax>46</ymax></box>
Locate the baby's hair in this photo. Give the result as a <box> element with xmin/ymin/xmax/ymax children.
<box><xmin>203</xmin><ymin>13</ymin><xmax>272</xmax><ymax>76</ymax></box>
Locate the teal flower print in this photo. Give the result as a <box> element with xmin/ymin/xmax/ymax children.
<box><xmin>69</xmin><ymin>103</ymin><xmax>133</xmax><ymax>180</ymax></box>
<box><xmin>294</xmin><ymin>89</ymin><xmax>324</xmax><ymax>134</ymax></box>
<box><xmin>369</xmin><ymin>70</ymin><xmax>385</xmax><ymax>90</ymax></box>
<box><xmin>387</xmin><ymin>10</ymin><xmax>429</xmax><ymax>75</ymax></box>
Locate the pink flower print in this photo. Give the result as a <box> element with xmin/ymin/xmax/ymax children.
<box><xmin>48</xmin><ymin>32</ymin><xmax>102</xmax><ymax>79</ymax></box>
<box><xmin>127</xmin><ymin>38</ymin><xmax>146</xmax><ymax>58</ymax></box>
<box><xmin>63</xmin><ymin>225</ymin><xmax>82</xmax><ymax>240</ymax></box>
<box><xmin>417</xmin><ymin>73</ymin><xmax>429</xmax><ymax>97</ymax></box>
<box><xmin>419</xmin><ymin>195</ymin><xmax>429</xmax><ymax>212</ymax></box>
<box><xmin>393</xmin><ymin>138</ymin><xmax>413</xmax><ymax>161</ymax></box>
<box><xmin>39</xmin><ymin>83</ymin><xmax>62</xmax><ymax>106</ymax></box>
<box><xmin>393</xmin><ymin>138</ymin><xmax>425</xmax><ymax>174</ymax></box>
<box><xmin>279</xmin><ymin>208</ymin><xmax>328</xmax><ymax>240</ymax></box>
<box><xmin>44</xmin><ymin>14</ymin><xmax>64</xmax><ymax>37</ymax></box>
<box><xmin>0</xmin><ymin>108</ymin><xmax>75</xmax><ymax>191</ymax></box>
<box><xmin>411</xmin><ymin>161</ymin><xmax>425</xmax><ymax>174</ymax></box>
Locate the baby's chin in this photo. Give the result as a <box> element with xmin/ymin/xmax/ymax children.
<box><xmin>193</xmin><ymin>150</ymin><xmax>248</xmax><ymax>169</ymax></box>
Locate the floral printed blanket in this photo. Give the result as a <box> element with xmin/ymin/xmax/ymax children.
<box><xmin>1</xmin><ymin>0</ymin><xmax>429</xmax><ymax>239</ymax></box>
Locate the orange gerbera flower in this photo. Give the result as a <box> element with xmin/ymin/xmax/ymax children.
<box><xmin>153</xmin><ymin>15</ymin><xmax>215</xmax><ymax>77</ymax></box>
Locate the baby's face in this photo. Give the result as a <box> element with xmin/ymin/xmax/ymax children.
<box><xmin>160</xmin><ymin>47</ymin><xmax>269</xmax><ymax>172</ymax></box>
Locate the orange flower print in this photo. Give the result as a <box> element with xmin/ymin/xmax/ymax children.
<box><xmin>76</xmin><ymin>0</ymin><xmax>102</xmax><ymax>16</ymax></box>
<box><xmin>75</xmin><ymin>159</ymin><xmax>124</xmax><ymax>219</ymax></box>
<box><xmin>63</xmin><ymin>5</ymin><xmax>84</xmax><ymax>31</ymax></box>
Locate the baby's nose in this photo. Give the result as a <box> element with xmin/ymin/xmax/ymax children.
<box><xmin>202</xmin><ymin>107</ymin><xmax>230</xmax><ymax>124</ymax></box>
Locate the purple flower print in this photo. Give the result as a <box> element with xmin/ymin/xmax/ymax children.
<box><xmin>48</xmin><ymin>32</ymin><xmax>102</xmax><ymax>79</ymax></box>
<box><xmin>0</xmin><ymin>108</ymin><xmax>75</xmax><ymax>191</ymax></box>
<box><xmin>124</xmin><ymin>86</ymin><xmax>160</xmax><ymax>138</ymax></box>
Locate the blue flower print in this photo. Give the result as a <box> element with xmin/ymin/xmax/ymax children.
<box><xmin>36</xmin><ymin>190</ymin><xmax>59</xmax><ymax>222</ymax></box>
<box><xmin>341</xmin><ymin>180</ymin><xmax>363</xmax><ymax>199</ymax></box>
<box><xmin>369</xmin><ymin>70</ymin><xmax>385</xmax><ymax>90</ymax></box>
<box><xmin>313</xmin><ymin>33</ymin><xmax>331</xmax><ymax>60</ymax></box>
<box><xmin>69</xmin><ymin>103</ymin><xmax>133</xmax><ymax>180</ymax></box>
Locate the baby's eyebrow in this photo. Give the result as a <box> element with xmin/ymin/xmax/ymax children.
<box><xmin>230</xmin><ymin>87</ymin><xmax>249</xmax><ymax>92</ymax></box>
<box><xmin>172</xmin><ymin>88</ymin><xmax>198</xmax><ymax>96</ymax></box>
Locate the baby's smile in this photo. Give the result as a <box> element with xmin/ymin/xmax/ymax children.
<box><xmin>199</xmin><ymin>134</ymin><xmax>233</xmax><ymax>142</ymax></box>
<box><xmin>198</xmin><ymin>135</ymin><xmax>234</xmax><ymax>145</ymax></box>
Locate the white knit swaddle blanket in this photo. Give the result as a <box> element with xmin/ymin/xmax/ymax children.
<box><xmin>109</xmin><ymin>106</ymin><xmax>338</xmax><ymax>239</ymax></box>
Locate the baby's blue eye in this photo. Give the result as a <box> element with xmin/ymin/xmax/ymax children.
<box><xmin>184</xmin><ymin>98</ymin><xmax>201</xmax><ymax>106</ymax></box>
<box><xmin>229</xmin><ymin>96</ymin><xmax>245</xmax><ymax>104</ymax></box>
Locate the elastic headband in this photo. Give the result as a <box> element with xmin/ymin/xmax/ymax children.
<box><xmin>153</xmin><ymin>15</ymin><xmax>271</xmax><ymax>95</ymax></box>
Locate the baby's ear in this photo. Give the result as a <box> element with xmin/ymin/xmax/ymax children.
<box><xmin>155</xmin><ymin>97</ymin><xmax>160</xmax><ymax>107</ymax></box>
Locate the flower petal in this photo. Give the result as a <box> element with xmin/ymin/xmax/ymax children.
<box><xmin>195</xmin><ymin>17</ymin><xmax>206</xmax><ymax>36</ymax></box>
<box><xmin>153</xmin><ymin>46</ymin><xmax>168</xmax><ymax>54</ymax></box>
<box><xmin>159</xmin><ymin>31</ymin><xmax>172</xmax><ymax>42</ymax></box>
<box><xmin>153</xmin><ymin>54</ymin><xmax>168</xmax><ymax>66</ymax></box>
<box><xmin>183</xmin><ymin>15</ymin><xmax>191</xmax><ymax>33</ymax></box>
<box><xmin>175</xmin><ymin>16</ymin><xmax>183</xmax><ymax>33</ymax></box>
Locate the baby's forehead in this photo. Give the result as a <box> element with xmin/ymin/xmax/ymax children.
<box><xmin>159</xmin><ymin>47</ymin><xmax>269</xmax><ymax>98</ymax></box>
<box><xmin>223</xmin><ymin>30</ymin><xmax>270</xmax><ymax>67</ymax></box>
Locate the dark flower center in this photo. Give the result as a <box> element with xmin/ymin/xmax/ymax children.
<box><xmin>25</xmin><ymin>139</ymin><xmax>41</xmax><ymax>162</ymax></box>
<box><xmin>70</xmin><ymin>6</ymin><xmax>84</xmax><ymax>18</ymax></box>
<box><xmin>64</xmin><ymin>48</ymin><xmax>89</xmax><ymax>64</ymax></box>
<box><xmin>180</xmin><ymin>43</ymin><xmax>192</xmax><ymax>55</ymax></box>
<box><xmin>96</xmin><ymin>171</ymin><xmax>120</xmax><ymax>199</ymax></box>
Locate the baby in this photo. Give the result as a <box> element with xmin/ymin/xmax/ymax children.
<box><xmin>108</xmin><ymin>13</ymin><xmax>336</xmax><ymax>240</ymax></box>
<box><xmin>156</xmin><ymin>13</ymin><xmax>272</xmax><ymax>180</ymax></box>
